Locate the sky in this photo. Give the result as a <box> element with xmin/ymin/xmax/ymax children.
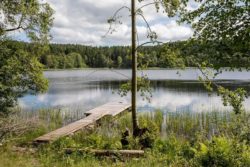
<box><xmin>15</xmin><ymin>0</ymin><xmax>198</xmax><ymax>46</ymax></box>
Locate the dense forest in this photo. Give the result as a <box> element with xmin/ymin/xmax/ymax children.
<box><xmin>5</xmin><ymin>40</ymin><xmax>249</xmax><ymax>69</ymax></box>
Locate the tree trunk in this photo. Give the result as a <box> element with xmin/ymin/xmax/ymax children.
<box><xmin>131</xmin><ymin>0</ymin><xmax>138</xmax><ymax>136</ymax></box>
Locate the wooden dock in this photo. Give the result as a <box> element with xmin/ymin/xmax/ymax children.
<box><xmin>34</xmin><ymin>101</ymin><xmax>131</xmax><ymax>143</ymax></box>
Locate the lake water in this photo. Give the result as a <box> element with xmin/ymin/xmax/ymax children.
<box><xmin>19</xmin><ymin>69</ymin><xmax>250</xmax><ymax>118</ymax></box>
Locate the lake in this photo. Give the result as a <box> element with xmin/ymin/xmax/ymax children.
<box><xmin>19</xmin><ymin>69</ymin><xmax>250</xmax><ymax>118</ymax></box>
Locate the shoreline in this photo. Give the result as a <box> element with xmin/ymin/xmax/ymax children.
<box><xmin>43</xmin><ymin>67</ymin><xmax>250</xmax><ymax>71</ymax></box>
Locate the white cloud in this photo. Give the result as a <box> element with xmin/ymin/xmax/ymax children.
<box><xmin>150</xmin><ymin>21</ymin><xmax>193</xmax><ymax>41</ymax></box>
<box><xmin>41</xmin><ymin>0</ymin><xmax>194</xmax><ymax>45</ymax></box>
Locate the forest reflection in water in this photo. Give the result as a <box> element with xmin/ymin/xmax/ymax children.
<box><xmin>19</xmin><ymin>69</ymin><xmax>250</xmax><ymax>121</ymax></box>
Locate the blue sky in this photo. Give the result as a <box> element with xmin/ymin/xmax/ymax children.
<box><xmin>10</xmin><ymin>0</ymin><xmax>198</xmax><ymax>46</ymax></box>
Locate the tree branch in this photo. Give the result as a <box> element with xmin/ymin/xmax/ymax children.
<box><xmin>136</xmin><ymin>1</ymin><xmax>174</xmax><ymax>14</ymax></box>
<box><xmin>103</xmin><ymin>6</ymin><xmax>131</xmax><ymax>38</ymax></box>
<box><xmin>196</xmin><ymin>64</ymin><xmax>220</xmax><ymax>88</ymax></box>
<box><xmin>136</xmin><ymin>2</ymin><xmax>157</xmax><ymax>12</ymax></box>
<box><xmin>137</xmin><ymin>13</ymin><xmax>153</xmax><ymax>34</ymax></box>
<box><xmin>4</xmin><ymin>14</ymin><xmax>25</xmax><ymax>32</ymax></box>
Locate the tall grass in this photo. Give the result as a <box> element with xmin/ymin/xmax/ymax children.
<box><xmin>137</xmin><ymin>110</ymin><xmax>233</xmax><ymax>138</ymax></box>
<box><xmin>0</xmin><ymin>108</ymin><xmax>249</xmax><ymax>167</ymax></box>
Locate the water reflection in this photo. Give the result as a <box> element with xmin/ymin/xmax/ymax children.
<box><xmin>19</xmin><ymin>69</ymin><xmax>250</xmax><ymax>115</ymax></box>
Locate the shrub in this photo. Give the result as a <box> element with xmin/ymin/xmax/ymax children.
<box><xmin>192</xmin><ymin>137</ymin><xmax>250</xmax><ymax>167</ymax></box>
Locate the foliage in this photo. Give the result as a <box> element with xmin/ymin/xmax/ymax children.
<box><xmin>118</xmin><ymin>76</ymin><xmax>153</xmax><ymax>102</ymax></box>
<box><xmin>153</xmin><ymin>110</ymin><xmax>164</xmax><ymax>131</ymax></box>
<box><xmin>196</xmin><ymin>62</ymin><xmax>249</xmax><ymax>114</ymax></box>
<box><xmin>135</xmin><ymin>114</ymin><xmax>160</xmax><ymax>148</ymax></box>
<box><xmin>0</xmin><ymin>0</ymin><xmax>54</xmax><ymax>42</ymax></box>
<box><xmin>0</xmin><ymin>41</ymin><xmax>48</xmax><ymax>113</ymax></box>
<box><xmin>0</xmin><ymin>108</ymin><xmax>249</xmax><ymax>166</ymax></box>
<box><xmin>158</xmin><ymin>44</ymin><xmax>185</xmax><ymax>68</ymax></box>
<box><xmin>179</xmin><ymin>0</ymin><xmax>250</xmax><ymax>67</ymax></box>
<box><xmin>0</xmin><ymin>0</ymin><xmax>53</xmax><ymax>114</ymax></box>
<box><xmin>218</xmin><ymin>87</ymin><xmax>248</xmax><ymax>114</ymax></box>
<box><xmin>6</xmin><ymin>40</ymin><xmax>249</xmax><ymax>70</ymax></box>
<box><xmin>172</xmin><ymin>0</ymin><xmax>250</xmax><ymax>70</ymax></box>
<box><xmin>192</xmin><ymin>137</ymin><xmax>250</xmax><ymax>167</ymax></box>
<box><xmin>42</xmin><ymin>53</ymin><xmax>82</xmax><ymax>69</ymax></box>
<box><xmin>0</xmin><ymin>109</ymin><xmax>249</xmax><ymax>166</ymax></box>
<box><xmin>138</xmin><ymin>0</ymin><xmax>181</xmax><ymax>17</ymax></box>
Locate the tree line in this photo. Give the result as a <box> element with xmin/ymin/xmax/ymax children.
<box><xmin>7</xmin><ymin>40</ymin><xmax>249</xmax><ymax>69</ymax></box>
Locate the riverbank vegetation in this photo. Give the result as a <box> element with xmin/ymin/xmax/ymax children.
<box><xmin>0</xmin><ymin>109</ymin><xmax>249</xmax><ymax>167</ymax></box>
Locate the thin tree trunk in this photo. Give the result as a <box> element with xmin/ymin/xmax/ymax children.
<box><xmin>131</xmin><ymin>0</ymin><xmax>138</xmax><ymax>136</ymax></box>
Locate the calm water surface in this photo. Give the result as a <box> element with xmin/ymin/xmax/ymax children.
<box><xmin>19</xmin><ymin>69</ymin><xmax>250</xmax><ymax>116</ymax></box>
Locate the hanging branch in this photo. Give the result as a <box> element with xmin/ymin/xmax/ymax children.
<box><xmin>137</xmin><ymin>13</ymin><xmax>159</xmax><ymax>42</ymax></box>
<box><xmin>195</xmin><ymin>62</ymin><xmax>248</xmax><ymax>114</ymax></box>
<box><xmin>137</xmin><ymin>13</ymin><xmax>153</xmax><ymax>33</ymax></box>
<box><xmin>136</xmin><ymin>2</ymin><xmax>157</xmax><ymax>12</ymax></box>
<box><xmin>104</xmin><ymin>1</ymin><xmax>168</xmax><ymax>45</ymax></box>
<box><xmin>136</xmin><ymin>0</ymin><xmax>175</xmax><ymax>14</ymax></box>
<box><xmin>103</xmin><ymin>6</ymin><xmax>131</xmax><ymax>38</ymax></box>
<box><xmin>197</xmin><ymin>64</ymin><xmax>220</xmax><ymax>89</ymax></box>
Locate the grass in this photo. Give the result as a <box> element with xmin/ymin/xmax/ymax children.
<box><xmin>0</xmin><ymin>109</ymin><xmax>249</xmax><ymax>167</ymax></box>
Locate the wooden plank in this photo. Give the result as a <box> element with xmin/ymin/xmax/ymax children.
<box><xmin>84</xmin><ymin>101</ymin><xmax>130</xmax><ymax>116</ymax></box>
<box><xmin>64</xmin><ymin>148</ymin><xmax>144</xmax><ymax>157</ymax></box>
<box><xmin>107</xmin><ymin>104</ymin><xmax>131</xmax><ymax>116</ymax></box>
<box><xmin>34</xmin><ymin>101</ymin><xmax>131</xmax><ymax>143</ymax></box>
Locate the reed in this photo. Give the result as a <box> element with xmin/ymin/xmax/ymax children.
<box><xmin>0</xmin><ymin>108</ymin><xmax>249</xmax><ymax>167</ymax></box>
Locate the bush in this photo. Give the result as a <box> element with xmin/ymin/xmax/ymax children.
<box><xmin>137</xmin><ymin>116</ymin><xmax>160</xmax><ymax>148</ymax></box>
<box><xmin>192</xmin><ymin>137</ymin><xmax>250</xmax><ymax>167</ymax></box>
